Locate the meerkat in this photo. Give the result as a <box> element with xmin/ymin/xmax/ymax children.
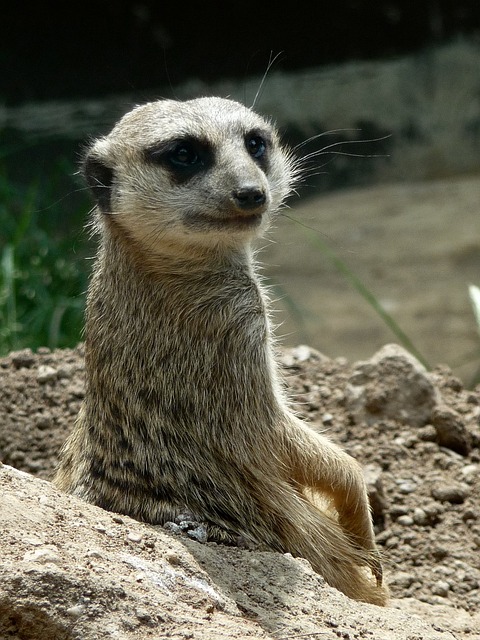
<box><xmin>54</xmin><ymin>96</ymin><xmax>388</xmax><ymax>606</ymax></box>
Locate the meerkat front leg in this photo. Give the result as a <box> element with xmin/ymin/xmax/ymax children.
<box><xmin>285</xmin><ymin>417</ymin><xmax>383</xmax><ymax>582</ymax></box>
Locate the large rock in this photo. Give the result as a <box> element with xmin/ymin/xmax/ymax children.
<box><xmin>345</xmin><ymin>344</ymin><xmax>440</xmax><ymax>426</ymax></box>
<box><xmin>0</xmin><ymin>463</ymin><xmax>457</xmax><ymax>640</ymax></box>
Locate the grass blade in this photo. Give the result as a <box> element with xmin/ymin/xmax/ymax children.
<box><xmin>1</xmin><ymin>244</ymin><xmax>18</xmax><ymax>350</ymax></box>
<box><xmin>284</xmin><ymin>213</ymin><xmax>430</xmax><ymax>369</ymax></box>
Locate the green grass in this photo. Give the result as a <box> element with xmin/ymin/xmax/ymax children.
<box><xmin>0</xmin><ymin>159</ymin><xmax>91</xmax><ymax>355</ymax></box>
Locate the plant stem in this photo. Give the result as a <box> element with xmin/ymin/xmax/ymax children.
<box><xmin>284</xmin><ymin>213</ymin><xmax>430</xmax><ymax>369</ymax></box>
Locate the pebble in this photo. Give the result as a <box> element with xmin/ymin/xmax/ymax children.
<box><xmin>66</xmin><ymin>604</ymin><xmax>86</xmax><ymax>617</ymax></box>
<box><xmin>23</xmin><ymin>547</ymin><xmax>62</xmax><ymax>565</ymax></box>
<box><xmin>397</xmin><ymin>481</ymin><xmax>417</xmax><ymax>494</ymax></box>
<box><xmin>431</xmin><ymin>483</ymin><xmax>470</xmax><ymax>504</ymax></box>
<box><xmin>38</xmin><ymin>494</ymin><xmax>54</xmax><ymax>508</ymax></box>
<box><xmin>164</xmin><ymin>521</ymin><xmax>182</xmax><ymax>534</ymax></box>
<box><xmin>391</xmin><ymin>572</ymin><xmax>416</xmax><ymax>588</ymax></box>
<box><xmin>187</xmin><ymin>525</ymin><xmax>208</xmax><ymax>543</ymax></box>
<box><xmin>412</xmin><ymin>508</ymin><xmax>429</xmax><ymax>526</ymax></box>
<box><xmin>422</xmin><ymin>501</ymin><xmax>444</xmax><ymax>521</ymax></box>
<box><xmin>135</xmin><ymin>608</ymin><xmax>154</xmax><ymax>625</ymax></box>
<box><xmin>384</xmin><ymin>536</ymin><xmax>400</xmax><ymax>548</ymax></box>
<box><xmin>431</xmin><ymin>580</ymin><xmax>450</xmax><ymax>597</ymax></box>
<box><xmin>127</xmin><ymin>531</ymin><xmax>143</xmax><ymax>543</ymax></box>
<box><xmin>35</xmin><ymin>415</ymin><xmax>51</xmax><ymax>430</ymax></box>
<box><xmin>9</xmin><ymin>451</ymin><xmax>25</xmax><ymax>462</ymax></box>
<box><xmin>291</xmin><ymin>344</ymin><xmax>313</xmax><ymax>362</ymax></box>
<box><xmin>462</xmin><ymin>508</ymin><xmax>478</xmax><ymax>522</ymax></box>
<box><xmin>56</xmin><ymin>365</ymin><xmax>74</xmax><ymax>379</ymax></box>
<box><xmin>461</xmin><ymin>464</ymin><xmax>478</xmax><ymax>484</ymax></box>
<box><xmin>11</xmin><ymin>349</ymin><xmax>35</xmax><ymax>369</ymax></box>
<box><xmin>390</xmin><ymin>505</ymin><xmax>409</xmax><ymax>519</ymax></box>
<box><xmin>36</xmin><ymin>365</ymin><xmax>58</xmax><ymax>383</ymax></box>
<box><xmin>397</xmin><ymin>515</ymin><xmax>414</xmax><ymax>526</ymax></box>
<box><xmin>165</xmin><ymin>552</ymin><xmax>181</xmax><ymax>565</ymax></box>
<box><xmin>24</xmin><ymin>535</ymin><xmax>44</xmax><ymax>547</ymax></box>
<box><xmin>93</xmin><ymin>524</ymin><xmax>107</xmax><ymax>533</ymax></box>
<box><xmin>68</xmin><ymin>383</ymin><xmax>85</xmax><ymax>399</ymax></box>
<box><xmin>417</xmin><ymin>425</ymin><xmax>437</xmax><ymax>441</ymax></box>
<box><xmin>431</xmin><ymin>405</ymin><xmax>471</xmax><ymax>455</ymax></box>
<box><xmin>431</xmin><ymin>546</ymin><xmax>449</xmax><ymax>560</ymax></box>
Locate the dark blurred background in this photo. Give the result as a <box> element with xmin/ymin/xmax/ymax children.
<box><xmin>3</xmin><ymin>1</ymin><xmax>480</xmax><ymax>103</ymax></box>
<box><xmin>1</xmin><ymin>2</ymin><xmax>480</xmax><ymax>379</ymax></box>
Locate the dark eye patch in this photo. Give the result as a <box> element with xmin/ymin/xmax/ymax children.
<box><xmin>244</xmin><ymin>129</ymin><xmax>271</xmax><ymax>169</ymax></box>
<box><xmin>145</xmin><ymin>137</ymin><xmax>213</xmax><ymax>183</ymax></box>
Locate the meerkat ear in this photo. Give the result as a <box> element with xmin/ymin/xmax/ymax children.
<box><xmin>82</xmin><ymin>146</ymin><xmax>114</xmax><ymax>213</ymax></box>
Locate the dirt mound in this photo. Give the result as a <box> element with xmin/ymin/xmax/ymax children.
<box><xmin>1</xmin><ymin>343</ymin><xmax>479</xmax><ymax>639</ymax></box>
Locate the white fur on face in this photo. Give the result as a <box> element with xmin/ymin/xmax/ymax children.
<box><xmin>87</xmin><ymin>98</ymin><xmax>294</xmax><ymax>253</ymax></box>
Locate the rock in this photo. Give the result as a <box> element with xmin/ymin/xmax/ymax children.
<box><xmin>363</xmin><ymin>463</ymin><xmax>388</xmax><ymax>525</ymax></box>
<box><xmin>345</xmin><ymin>344</ymin><xmax>439</xmax><ymax>426</ymax></box>
<box><xmin>390</xmin><ymin>572</ymin><xmax>416</xmax><ymax>589</ymax></box>
<box><xmin>0</xmin><ymin>464</ymin><xmax>458</xmax><ymax>640</ymax></box>
<box><xmin>163</xmin><ymin>521</ymin><xmax>182</xmax><ymax>534</ymax></box>
<box><xmin>23</xmin><ymin>546</ymin><xmax>62</xmax><ymax>565</ymax></box>
<box><xmin>412</xmin><ymin>508</ymin><xmax>429</xmax><ymax>526</ymax></box>
<box><xmin>36</xmin><ymin>365</ymin><xmax>58</xmax><ymax>384</ymax></box>
<box><xmin>126</xmin><ymin>531</ymin><xmax>143</xmax><ymax>543</ymax></box>
<box><xmin>461</xmin><ymin>464</ymin><xmax>478</xmax><ymax>484</ymax></box>
<box><xmin>431</xmin><ymin>483</ymin><xmax>470</xmax><ymax>504</ymax></box>
<box><xmin>280</xmin><ymin>345</ymin><xmax>329</xmax><ymax>368</ymax></box>
<box><xmin>187</xmin><ymin>525</ymin><xmax>208</xmax><ymax>543</ymax></box>
<box><xmin>397</xmin><ymin>480</ymin><xmax>417</xmax><ymax>494</ymax></box>
<box><xmin>431</xmin><ymin>405</ymin><xmax>471</xmax><ymax>455</ymax></box>
<box><xmin>431</xmin><ymin>580</ymin><xmax>450</xmax><ymax>597</ymax></box>
<box><xmin>10</xmin><ymin>349</ymin><xmax>36</xmax><ymax>369</ymax></box>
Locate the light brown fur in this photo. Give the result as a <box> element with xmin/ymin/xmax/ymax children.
<box><xmin>54</xmin><ymin>97</ymin><xmax>388</xmax><ymax>605</ymax></box>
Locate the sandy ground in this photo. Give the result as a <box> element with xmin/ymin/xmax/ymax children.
<box><xmin>1</xmin><ymin>173</ymin><xmax>480</xmax><ymax>639</ymax></box>
<box><xmin>1</xmin><ymin>343</ymin><xmax>479</xmax><ymax>639</ymax></box>
<box><xmin>263</xmin><ymin>174</ymin><xmax>480</xmax><ymax>384</ymax></box>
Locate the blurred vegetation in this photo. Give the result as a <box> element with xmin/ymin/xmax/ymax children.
<box><xmin>0</xmin><ymin>144</ymin><xmax>91</xmax><ymax>355</ymax></box>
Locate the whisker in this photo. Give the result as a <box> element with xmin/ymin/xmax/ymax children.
<box><xmin>293</xmin><ymin>129</ymin><xmax>363</xmax><ymax>151</ymax></box>
<box><xmin>251</xmin><ymin>51</ymin><xmax>284</xmax><ymax>109</ymax></box>
<box><xmin>298</xmin><ymin>135</ymin><xmax>392</xmax><ymax>163</ymax></box>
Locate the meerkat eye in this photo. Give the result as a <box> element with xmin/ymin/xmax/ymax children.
<box><xmin>145</xmin><ymin>138</ymin><xmax>213</xmax><ymax>182</ymax></box>
<box><xmin>246</xmin><ymin>135</ymin><xmax>267</xmax><ymax>160</ymax></box>
<box><xmin>168</xmin><ymin>141</ymin><xmax>200</xmax><ymax>167</ymax></box>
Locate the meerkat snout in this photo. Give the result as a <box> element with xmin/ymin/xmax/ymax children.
<box><xmin>231</xmin><ymin>185</ymin><xmax>267</xmax><ymax>212</ymax></box>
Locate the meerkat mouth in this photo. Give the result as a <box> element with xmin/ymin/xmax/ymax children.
<box><xmin>212</xmin><ymin>214</ymin><xmax>264</xmax><ymax>232</ymax></box>
<box><xmin>220</xmin><ymin>212</ymin><xmax>264</xmax><ymax>227</ymax></box>
<box><xmin>183</xmin><ymin>210</ymin><xmax>264</xmax><ymax>232</ymax></box>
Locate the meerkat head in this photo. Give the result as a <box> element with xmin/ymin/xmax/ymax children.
<box><xmin>82</xmin><ymin>97</ymin><xmax>294</xmax><ymax>254</ymax></box>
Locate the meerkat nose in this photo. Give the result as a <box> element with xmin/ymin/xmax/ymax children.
<box><xmin>232</xmin><ymin>185</ymin><xmax>267</xmax><ymax>211</ymax></box>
